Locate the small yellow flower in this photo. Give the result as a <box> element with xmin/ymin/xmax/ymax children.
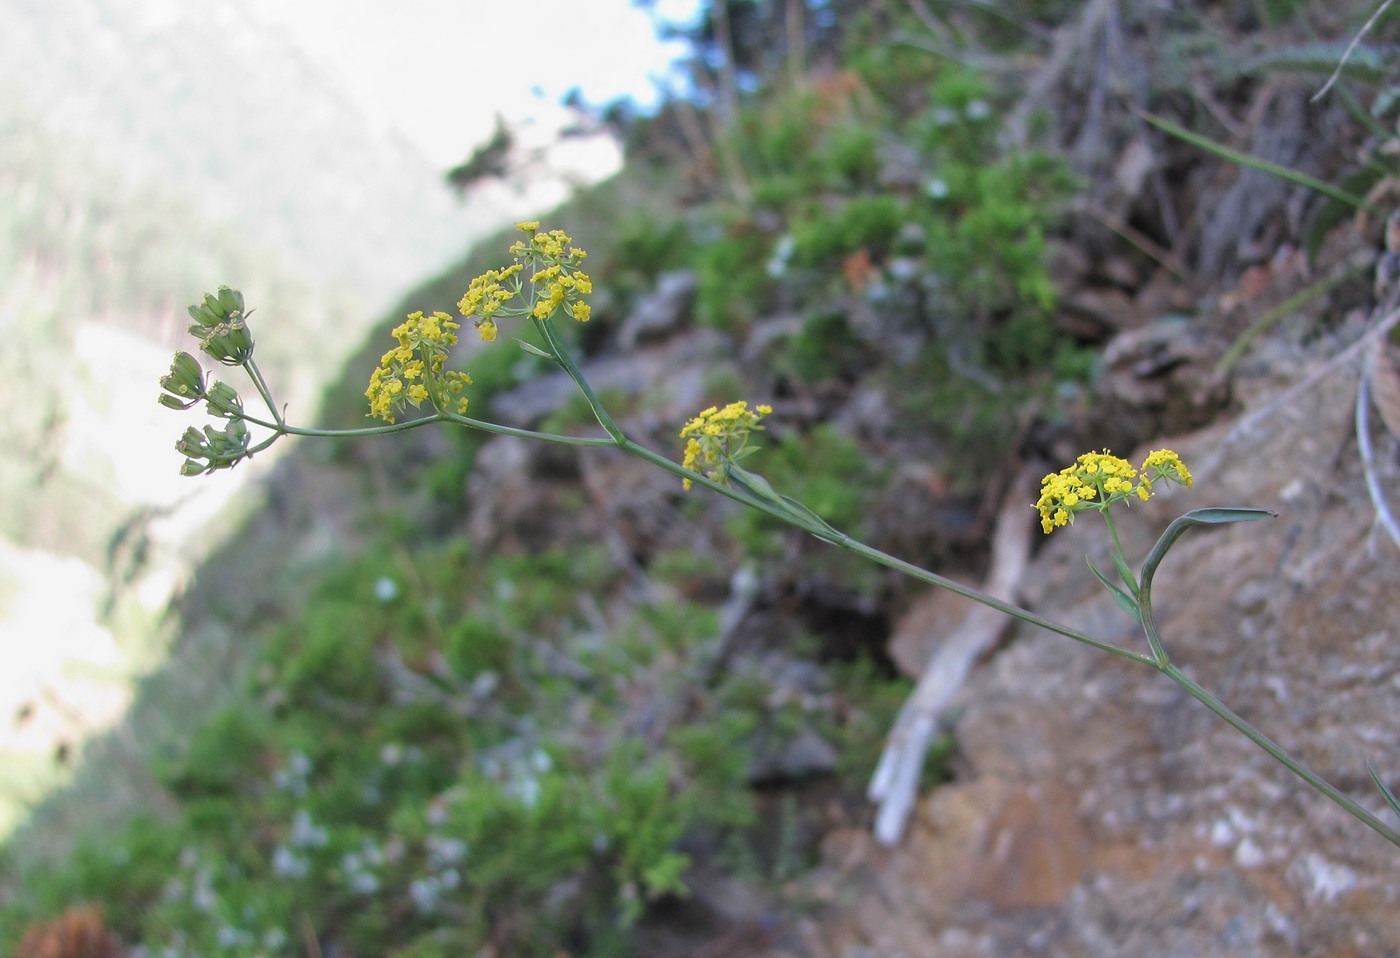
<box><xmin>678</xmin><ymin>400</ymin><xmax>772</xmax><ymax>490</ymax></box>
<box><xmin>1035</xmin><ymin>448</ymin><xmax>1193</xmax><ymax>534</ymax></box>
<box><xmin>459</xmin><ymin>227</ymin><xmax>591</xmax><ymax>333</ymax></box>
<box><xmin>1141</xmin><ymin>448</ymin><xmax>1193</xmax><ymax>487</ymax></box>
<box><xmin>366</xmin><ymin>310</ymin><xmax>472</xmax><ymax>422</ymax></box>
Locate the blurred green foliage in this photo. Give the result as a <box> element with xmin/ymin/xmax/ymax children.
<box><xmin>0</xmin><ymin>524</ymin><xmax>911</xmax><ymax>955</ymax></box>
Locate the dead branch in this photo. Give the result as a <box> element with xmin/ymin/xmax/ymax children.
<box><xmin>868</xmin><ymin>464</ymin><xmax>1039</xmax><ymax>845</ymax></box>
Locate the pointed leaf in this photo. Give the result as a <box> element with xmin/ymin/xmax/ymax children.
<box><xmin>1111</xmin><ymin>548</ymin><xmax>1139</xmax><ymax>598</ymax></box>
<box><xmin>726</xmin><ymin>464</ymin><xmax>786</xmax><ymax>506</ymax></box>
<box><xmin>1369</xmin><ymin>763</ymin><xmax>1400</xmax><ymax>822</ymax></box>
<box><xmin>514</xmin><ymin>339</ymin><xmax>558</xmax><ymax>362</ymax></box>
<box><xmin>1140</xmin><ymin>111</ymin><xmax>1371</xmax><ymax>211</ymax></box>
<box><xmin>1139</xmin><ymin>507</ymin><xmax>1276</xmax><ymax>604</ymax></box>
<box><xmin>778</xmin><ymin>493</ymin><xmax>843</xmax><ymax>539</ymax></box>
<box><xmin>1087</xmin><ymin>556</ymin><xmax>1144</xmax><ymax>623</ymax></box>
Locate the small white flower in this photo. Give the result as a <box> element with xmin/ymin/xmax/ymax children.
<box><xmin>428</xmin><ymin>835</ymin><xmax>469</xmax><ymax>866</ymax></box>
<box><xmin>426</xmin><ymin>797</ymin><xmax>451</xmax><ymax>827</ymax></box>
<box><xmin>274</xmin><ymin>752</ymin><xmax>312</xmax><ymax>795</ymax></box>
<box><xmin>192</xmin><ymin>869</ymin><xmax>217</xmax><ymax>912</ymax></box>
<box><xmin>515</xmin><ymin>775</ymin><xmax>541</xmax><ymax>808</ymax></box>
<box><xmin>291</xmin><ymin>809</ymin><xmax>328</xmax><ymax>847</ymax></box>
<box><xmin>410</xmin><ymin>877</ymin><xmax>440</xmax><ymax>914</ymax></box>
<box><xmin>767</xmin><ymin>234</ymin><xmax>796</xmax><ymax>278</ymax></box>
<box><xmin>374</xmin><ymin>577</ymin><xmax>399</xmax><ymax>602</ymax></box>
<box><xmin>470</xmin><ymin>670</ymin><xmax>500</xmax><ymax>698</ymax></box>
<box><xmin>272</xmin><ymin>845</ymin><xmax>308</xmax><ymax>879</ymax></box>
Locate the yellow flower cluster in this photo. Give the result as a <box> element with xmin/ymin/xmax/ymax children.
<box><xmin>527</xmin><ymin>262</ymin><xmax>593</xmax><ymax>322</ymax></box>
<box><xmin>367</xmin><ymin>223</ymin><xmax>592</xmax><ymax>421</ymax></box>
<box><xmin>1139</xmin><ymin>448</ymin><xmax>1193</xmax><ymax>492</ymax></box>
<box><xmin>679</xmin><ymin>401</ymin><xmax>773</xmax><ymax>490</ymax></box>
<box><xmin>457</xmin><ymin>263</ymin><xmax>523</xmax><ymax>342</ymax></box>
<box><xmin>453</xmin><ymin>222</ymin><xmax>593</xmax><ymax>342</ymax></box>
<box><xmin>1035</xmin><ymin>449</ymin><xmax>1192</xmax><ymax>534</ymax></box>
<box><xmin>511</xmin><ymin>222</ymin><xmax>592</xmax><ymax>324</ymax></box>
<box><xmin>365</xmin><ymin>311</ymin><xmax>473</xmax><ymax>423</ymax></box>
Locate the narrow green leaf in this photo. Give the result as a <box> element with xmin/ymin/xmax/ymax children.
<box><xmin>1369</xmin><ymin>763</ymin><xmax>1400</xmax><ymax>822</ymax></box>
<box><xmin>726</xmin><ymin>464</ymin><xmax>786</xmax><ymax>505</ymax></box>
<box><xmin>1139</xmin><ymin>507</ymin><xmax>1276</xmax><ymax>604</ymax></box>
<box><xmin>514</xmin><ymin>339</ymin><xmax>558</xmax><ymax>362</ymax></box>
<box><xmin>778</xmin><ymin>493</ymin><xmax>842</xmax><ymax>538</ymax></box>
<box><xmin>1174</xmin><ymin>507</ymin><xmax>1278</xmax><ymax>525</ymax></box>
<box><xmin>1139</xmin><ymin>111</ymin><xmax>1373</xmax><ymax>212</ymax></box>
<box><xmin>1111</xmin><ymin>549</ymin><xmax>1140</xmax><ymax>598</ymax></box>
<box><xmin>1243</xmin><ymin>42</ymin><xmax>1390</xmax><ymax>82</ymax></box>
<box><xmin>1087</xmin><ymin>556</ymin><xmax>1144</xmax><ymax>623</ymax></box>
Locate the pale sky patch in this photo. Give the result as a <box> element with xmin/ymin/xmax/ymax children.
<box><xmin>242</xmin><ymin>0</ymin><xmax>701</xmax><ymax>167</ymax></box>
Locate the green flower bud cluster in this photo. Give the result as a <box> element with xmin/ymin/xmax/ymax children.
<box><xmin>160</xmin><ymin>290</ymin><xmax>260</xmax><ymax>476</ymax></box>
<box><xmin>187</xmin><ymin>286</ymin><xmax>254</xmax><ymax>366</ymax></box>
<box><xmin>175</xmin><ymin>420</ymin><xmax>251</xmax><ymax>476</ymax></box>
<box><xmin>160</xmin><ymin>352</ymin><xmax>244</xmax><ymax>416</ymax></box>
<box><xmin>158</xmin><ymin>351</ymin><xmax>207</xmax><ymax>410</ymax></box>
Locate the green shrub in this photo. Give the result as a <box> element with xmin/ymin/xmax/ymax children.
<box><xmin>694</xmin><ymin>219</ymin><xmax>777</xmax><ymax>331</ymax></box>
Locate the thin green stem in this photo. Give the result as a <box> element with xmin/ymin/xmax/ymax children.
<box><xmin>1136</xmin><ymin>579</ymin><xmax>1170</xmax><ymax>668</ymax></box>
<box><xmin>440</xmin><ymin>412</ymin><xmax>619</xmax><ymax>448</ymax></box>
<box><xmin>1102</xmin><ymin>509</ymin><xmax>1127</xmax><ymax>571</ymax></box>
<box><xmin>837</xmin><ymin>534</ymin><xmax>1156</xmax><ymax>665</ymax></box>
<box><xmin>616</xmin><ymin>437</ymin><xmax>1155</xmax><ymax>666</ymax></box>
<box><xmin>1162</xmin><ymin>663</ymin><xmax>1400</xmax><ymax>848</ymax></box>
<box><xmin>243</xmin><ymin>358</ymin><xmax>285</xmax><ymax>428</ymax></box>
<box><xmin>532</xmin><ymin>317</ymin><xmax>628</xmax><ymax>444</ymax></box>
<box><xmin>228</xmin><ymin>407</ymin><xmax>617</xmax><ymax>448</ymax></box>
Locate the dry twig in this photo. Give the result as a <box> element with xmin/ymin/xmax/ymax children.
<box><xmin>868</xmin><ymin>465</ymin><xmax>1038</xmax><ymax>845</ymax></box>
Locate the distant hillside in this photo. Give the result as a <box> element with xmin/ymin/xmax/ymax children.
<box><xmin>0</xmin><ymin>0</ymin><xmax>558</xmax><ymax>307</ymax></box>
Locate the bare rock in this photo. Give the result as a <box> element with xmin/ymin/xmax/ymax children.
<box><xmin>490</xmin><ymin>326</ymin><xmax>732</xmax><ymax>429</ymax></box>
<box><xmin>772</xmin><ymin>345</ymin><xmax>1400</xmax><ymax>956</ymax></box>
<box><xmin>617</xmin><ymin>270</ymin><xmax>698</xmax><ymax>351</ymax></box>
<box><xmin>1100</xmin><ymin>318</ymin><xmax>1231</xmax><ymax>434</ymax></box>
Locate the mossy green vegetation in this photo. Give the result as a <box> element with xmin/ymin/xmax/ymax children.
<box><xmin>0</xmin><ymin>526</ymin><xmax>912</xmax><ymax>955</ymax></box>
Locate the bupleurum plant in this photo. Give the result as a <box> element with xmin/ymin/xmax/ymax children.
<box><xmin>159</xmin><ymin>223</ymin><xmax>1400</xmax><ymax>869</ymax></box>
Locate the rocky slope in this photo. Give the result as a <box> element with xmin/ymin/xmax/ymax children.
<box><xmin>9</xmin><ymin>2</ymin><xmax>1400</xmax><ymax>955</ymax></box>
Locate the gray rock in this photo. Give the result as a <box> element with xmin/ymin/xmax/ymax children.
<box><xmin>617</xmin><ymin>270</ymin><xmax>698</xmax><ymax>350</ymax></box>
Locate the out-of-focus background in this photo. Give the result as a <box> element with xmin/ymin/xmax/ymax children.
<box><xmin>5</xmin><ymin>1</ymin><xmax>1400</xmax><ymax>955</ymax></box>
<box><xmin>0</xmin><ymin>0</ymin><xmax>696</xmax><ymax>835</ymax></box>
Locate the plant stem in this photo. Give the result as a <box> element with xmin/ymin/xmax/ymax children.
<box><xmin>616</xmin><ymin>436</ymin><xmax>1155</xmax><ymax>666</ymax></box>
<box><xmin>230</xmin><ymin>408</ymin><xmax>618</xmax><ymax>449</ymax></box>
<box><xmin>533</xmin><ymin>317</ymin><xmax>628</xmax><ymax>444</ymax></box>
<box><xmin>1161</xmin><ymin>663</ymin><xmax>1400</xmax><ymax>848</ymax></box>
<box><xmin>243</xmin><ymin>358</ymin><xmax>285</xmax><ymax>428</ymax></box>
